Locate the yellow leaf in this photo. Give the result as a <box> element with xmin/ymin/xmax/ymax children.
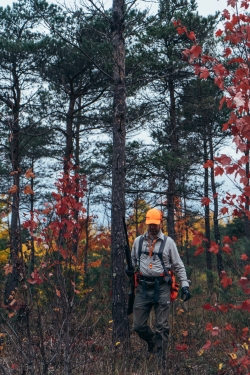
<box><xmin>115</xmin><ymin>342</ymin><xmax>120</xmax><ymax>346</ymax></box>
<box><xmin>219</xmin><ymin>363</ymin><xmax>223</xmax><ymax>370</ymax></box>
<box><xmin>109</xmin><ymin>320</ymin><xmax>113</xmax><ymax>323</ymax></box>
<box><xmin>242</xmin><ymin>342</ymin><xmax>248</xmax><ymax>350</ymax></box>
<box><xmin>197</xmin><ymin>349</ymin><xmax>204</xmax><ymax>356</ymax></box>
<box><xmin>108</xmin><ymin>328</ymin><xmax>112</xmax><ymax>331</ymax></box>
<box><xmin>229</xmin><ymin>353</ymin><xmax>237</xmax><ymax>360</ymax></box>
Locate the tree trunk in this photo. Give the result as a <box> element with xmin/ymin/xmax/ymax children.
<box><xmin>204</xmin><ymin>138</ymin><xmax>213</xmax><ymax>284</ymax></box>
<box><xmin>111</xmin><ymin>0</ymin><xmax>129</xmax><ymax>342</ymax></box>
<box><xmin>167</xmin><ymin>76</ymin><xmax>177</xmax><ymax>240</ymax></box>
<box><xmin>64</xmin><ymin>95</ymin><xmax>75</xmax><ymax>173</ymax></box>
<box><xmin>244</xmin><ymin>146</ymin><xmax>250</xmax><ymax>254</ymax></box>
<box><xmin>209</xmin><ymin>133</ymin><xmax>223</xmax><ymax>275</ymax></box>
<box><xmin>5</xmin><ymin>96</ymin><xmax>21</xmax><ymax>305</ymax></box>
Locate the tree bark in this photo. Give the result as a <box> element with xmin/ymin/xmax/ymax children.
<box><xmin>209</xmin><ymin>133</ymin><xmax>223</xmax><ymax>275</ymax></box>
<box><xmin>111</xmin><ymin>0</ymin><xmax>129</xmax><ymax>342</ymax></box>
<box><xmin>244</xmin><ymin>146</ymin><xmax>250</xmax><ymax>253</ymax></box>
<box><xmin>204</xmin><ymin>138</ymin><xmax>213</xmax><ymax>284</ymax></box>
<box><xmin>167</xmin><ymin>76</ymin><xmax>177</xmax><ymax>240</ymax></box>
<box><xmin>4</xmin><ymin>78</ymin><xmax>22</xmax><ymax>305</ymax></box>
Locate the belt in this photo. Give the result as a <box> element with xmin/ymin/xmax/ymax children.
<box><xmin>138</xmin><ymin>280</ymin><xmax>165</xmax><ymax>289</ymax></box>
<box><xmin>139</xmin><ymin>275</ymin><xmax>164</xmax><ymax>282</ymax></box>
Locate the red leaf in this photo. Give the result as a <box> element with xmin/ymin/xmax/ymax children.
<box><xmin>241</xmin><ymin>299</ymin><xmax>250</xmax><ymax>312</ymax></box>
<box><xmin>223</xmin><ymin>47</ymin><xmax>232</xmax><ymax>57</ymax></box>
<box><xmin>241</xmin><ymin>254</ymin><xmax>249</xmax><ymax>260</ymax></box>
<box><xmin>217</xmin><ymin>304</ymin><xmax>229</xmax><ymax>313</ymax></box>
<box><xmin>215</xmin><ymin>154</ymin><xmax>232</xmax><ymax>165</ymax></box>
<box><xmin>215</xmin><ymin>29</ymin><xmax>223</xmax><ymax>37</ymax></box>
<box><xmin>239</xmin><ymin>277</ymin><xmax>250</xmax><ymax>294</ymax></box>
<box><xmin>214</xmin><ymin>166</ymin><xmax>224</xmax><ymax>176</ymax></box>
<box><xmin>209</xmin><ymin>241</ymin><xmax>219</xmax><ymax>254</ymax></box>
<box><xmin>175</xmin><ymin>344</ymin><xmax>188</xmax><ymax>351</ymax></box>
<box><xmin>220</xmin><ymin>207</ymin><xmax>228</xmax><ymax>215</ymax></box>
<box><xmin>201</xmin><ymin>197</ymin><xmax>211</xmax><ymax>206</ymax></box>
<box><xmin>225</xmin><ymin>323</ymin><xmax>236</xmax><ymax>331</ymax></box>
<box><xmin>243</xmin><ymin>265</ymin><xmax>250</xmax><ymax>276</ymax></box>
<box><xmin>227</xmin><ymin>0</ymin><xmax>237</xmax><ymax>6</ymax></box>
<box><xmin>202</xmin><ymin>303</ymin><xmax>216</xmax><ymax>312</ymax></box>
<box><xmin>205</xmin><ymin>322</ymin><xmax>213</xmax><ymax>331</ymax></box>
<box><xmin>203</xmin><ymin>340</ymin><xmax>212</xmax><ymax>350</ymax></box>
<box><xmin>188</xmin><ymin>31</ymin><xmax>196</xmax><ymax>41</ymax></box>
<box><xmin>222</xmin><ymin>244</ymin><xmax>232</xmax><ymax>254</ymax></box>
<box><xmin>222</xmin><ymin>9</ymin><xmax>231</xmax><ymax>19</ymax></box>
<box><xmin>212</xmin><ymin>327</ymin><xmax>220</xmax><ymax>336</ymax></box>
<box><xmin>199</xmin><ymin>67</ymin><xmax>210</xmax><ymax>79</ymax></box>
<box><xmin>222</xmin><ymin>236</ymin><xmax>232</xmax><ymax>243</ymax></box>
<box><xmin>194</xmin><ymin>245</ymin><xmax>205</xmax><ymax>256</ymax></box>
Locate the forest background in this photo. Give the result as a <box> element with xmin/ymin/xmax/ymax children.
<box><xmin>0</xmin><ymin>0</ymin><xmax>250</xmax><ymax>374</ymax></box>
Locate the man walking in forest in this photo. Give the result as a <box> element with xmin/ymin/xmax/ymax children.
<box><xmin>126</xmin><ymin>208</ymin><xmax>190</xmax><ymax>371</ymax></box>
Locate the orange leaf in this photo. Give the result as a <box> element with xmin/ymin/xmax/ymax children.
<box><xmin>56</xmin><ymin>289</ymin><xmax>61</xmax><ymax>298</ymax></box>
<box><xmin>4</xmin><ymin>264</ymin><xmax>13</xmax><ymax>275</ymax></box>
<box><xmin>8</xmin><ymin>185</ymin><xmax>18</xmax><ymax>194</ymax></box>
<box><xmin>23</xmin><ymin>185</ymin><xmax>34</xmax><ymax>195</ymax></box>
<box><xmin>221</xmin><ymin>276</ymin><xmax>232</xmax><ymax>288</ymax></box>
<box><xmin>25</xmin><ymin>168</ymin><xmax>36</xmax><ymax>179</ymax></box>
<box><xmin>203</xmin><ymin>160</ymin><xmax>214</xmax><ymax>168</ymax></box>
<box><xmin>182</xmin><ymin>330</ymin><xmax>188</xmax><ymax>337</ymax></box>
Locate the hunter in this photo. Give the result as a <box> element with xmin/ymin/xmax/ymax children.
<box><xmin>126</xmin><ymin>208</ymin><xmax>190</xmax><ymax>368</ymax></box>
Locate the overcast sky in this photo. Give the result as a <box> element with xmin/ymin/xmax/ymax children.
<box><xmin>1</xmin><ymin>0</ymin><xmax>227</xmax><ymax>16</ymax></box>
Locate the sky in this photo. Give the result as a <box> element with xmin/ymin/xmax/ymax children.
<box><xmin>1</xmin><ymin>0</ymin><xmax>228</xmax><ymax>16</ymax></box>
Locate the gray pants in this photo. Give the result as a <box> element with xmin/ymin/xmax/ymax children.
<box><xmin>133</xmin><ymin>282</ymin><xmax>170</xmax><ymax>359</ymax></box>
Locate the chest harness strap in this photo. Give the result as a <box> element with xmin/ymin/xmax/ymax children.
<box><xmin>138</xmin><ymin>235</ymin><xmax>170</xmax><ymax>302</ymax></box>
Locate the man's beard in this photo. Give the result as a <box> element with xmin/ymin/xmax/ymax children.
<box><xmin>149</xmin><ymin>228</ymin><xmax>159</xmax><ymax>236</ymax></box>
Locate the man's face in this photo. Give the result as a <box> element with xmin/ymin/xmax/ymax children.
<box><xmin>148</xmin><ymin>223</ymin><xmax>160</xmax><ymax>237</ymax></box>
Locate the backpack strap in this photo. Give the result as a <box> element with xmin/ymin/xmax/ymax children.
<box><xmin>138</xmin><ymin>234</ymin><xmax>168</xmax><ymax>273</ymax></box>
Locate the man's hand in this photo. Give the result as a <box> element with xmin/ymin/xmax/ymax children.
<box><xmin>125</xmin><ymin>266</ymin><xmax>134</xmax><ymax>278</ymax></box>
<box><xmin>181</xmin><ymin>286</ymin><xmax>191</xmax><ymax>302</ymax></box>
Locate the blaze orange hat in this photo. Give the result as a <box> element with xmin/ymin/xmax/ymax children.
<box><xmin>145</xmin><ymin>208</ymin><xmax>162</xmax><ymax>225</ymax></box>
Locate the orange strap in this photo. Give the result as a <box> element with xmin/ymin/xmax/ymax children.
<box><xmin>148</xmin><ymin>238</ymin><xmax>158</xmax><ymax>257</ymax></box>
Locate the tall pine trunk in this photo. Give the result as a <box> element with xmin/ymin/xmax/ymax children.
<box><xmin>209</xmin><ymin>132</ymin><xmax>223</xmax><ymax>275</ymax></box>
<box><xmin>204</xmin><ymin>138</ymin><xmax>213</xmax><ymax>284</ymax></box>
<box><xmin>5</xmin><ymin>85</ymin><xmax>22</xmax><ymax>305</ymax></box>
<box><xmin>111</xmin><ymin>0</ymin><xmax>129</xmax><ymax>342</ymax></box>
<box><xmin>167</xmin><ymin>76</ymin><xmax>177</xmax><ymax>240</ymax></box>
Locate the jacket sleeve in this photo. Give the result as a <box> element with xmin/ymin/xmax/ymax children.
<box><xmin>131</xmin><ymin>237</ymin><xmax>139</xmax><ymax>268</ymax></box>
<box><xmin>168</xmin><ymin>238</ymin><xmax>189</xmax><ymax>288</ymax></box>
